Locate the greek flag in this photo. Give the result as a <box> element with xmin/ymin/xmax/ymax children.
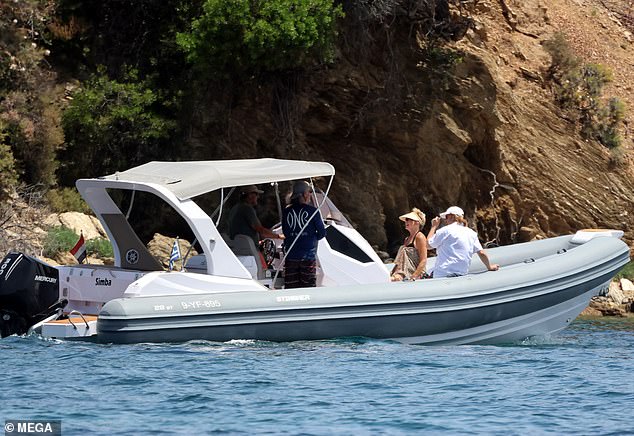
<box><xmin>169</xmin><ymin>239</ymin><xmax>181</xmax><ymax>271</ymax></box>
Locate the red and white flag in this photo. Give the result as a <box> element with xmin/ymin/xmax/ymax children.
<box><xmin>70</xmin><ymin>233</ymin><xmax>87</xmax><ymax>264</ymax></box>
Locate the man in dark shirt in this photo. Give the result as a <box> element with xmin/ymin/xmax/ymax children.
<box><xmin>282</xmin><ymin>181</ymin><xmax>326</xmax><ymax>288</ymax></box>
<box><xmin>228</xmin><ymin>185</ymin><xmax>281</xmax><ymax>245</ymax></box>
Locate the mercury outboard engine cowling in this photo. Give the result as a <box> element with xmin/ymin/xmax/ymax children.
<box><xmin>0</xmin><ymin>252</ymin><xmax>63</xmax><ymax>338</ymax></box>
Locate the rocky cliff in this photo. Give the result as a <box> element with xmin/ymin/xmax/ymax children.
<box><xmin>183</xmin><ymin>0</ymin><xmax>634</xmax><ymax>255</ymax></box>
<box><xmin>1</xmin><ymin>0</ymin><xmax>632</xmax><ymax>259</ymax></box>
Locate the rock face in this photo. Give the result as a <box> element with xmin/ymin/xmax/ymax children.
<box><xmin>147</xmin><ymin>233</ymin><xmax>198</xmax><ymax>270</ymax></box>
<box><xmin>44</xmin><ymin>212</ymin><xmax>107</xmax><ymax>240</ymax></box>
<box><xmin>0</xmin><ymin>193</ymin><xmax>48</xmax><ymax>256</ymax></box>
<box><xmin>2</xmin><ymin>2</ymin><xmax>632</xmax><ymax>268</ymax></box>
<box><xmin>185</xmin><ymin>0</ymin><xmax>634</xmax><ymax>256</ymax></box>
<box><xmin>581</xmin><ymin>280</ymin><xmax>634</xmax><ymax>317</ymax></box>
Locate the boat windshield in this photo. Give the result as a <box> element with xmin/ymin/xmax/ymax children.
<box><xmin>312</xmin><ymin>190</ymin><xmax>352</xmax><ymax>228</ymax></box>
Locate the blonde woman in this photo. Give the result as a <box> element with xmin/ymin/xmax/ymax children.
<box><xmin>390</xmin><ymin>208</ymin><xmax>428</xmax><ymax>281</ymax></box>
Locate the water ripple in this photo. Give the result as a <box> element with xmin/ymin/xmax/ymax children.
<box><xmin>1</xmin><ymin>318</ymin><xmax>634</xmax><ymax>434</ymax></box>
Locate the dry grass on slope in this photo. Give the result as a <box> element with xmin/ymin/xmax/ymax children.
<box><xmin>547</xmin><ymin>0</ymin><xmax>634</xmax><ymax>153</ymax></box>
<box><xmin>455</xmin><ymin>0</ymin><xmax>634</xmax><ymax>250</ymax></box>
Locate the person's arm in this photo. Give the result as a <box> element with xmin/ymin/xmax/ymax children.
<box><xmin>247</xmin><ymin>207</ymin><xmax>282</xmax><ymax>240</ymax></box>
<box><xmin>412</xmin><ymin>233</ymin><xmax>428</xmax><ymax>278</ymax></box>
<box><xmin>244</xmin><ymin>206</ymin><xmax>282</xmax><ymax>240</ymax></box>
<box><xmin>477</xmin><ymin>250</ymin><xmax>499</xmax><ymax>271</ymax></box>
<box><xmin>313</xmin><ymin>208</ymin><xmax>326</xmax><ymax>240</ymax></box>
<box><xmin>280</xmin><ymin>210</ymin><xmax>288</xmax><ymax>244</ymax></box>
<box><xmin>427</xmin><ymin>216</ymin><xmax>441</xmax><ymax>247</ymax></box>
<box><xmin>255</xmin><ymin>223</ymin><xmax>283</xmax><ymax>240</ymax></box>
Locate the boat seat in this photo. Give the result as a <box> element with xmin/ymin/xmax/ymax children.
<box><xmin>223</xmin><ymin>234</ymin><xmax>266</xmax><ymax>280</ymax></box>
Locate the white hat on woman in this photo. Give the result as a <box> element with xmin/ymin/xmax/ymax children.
<box><xmin>399</xmin><ymin>208</ymin><xmax>426</xmax><ymax>225</ymax></box>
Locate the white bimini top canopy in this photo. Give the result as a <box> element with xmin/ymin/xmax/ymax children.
<box><xmin>98</xmin><ymin>158</ymin><xmax>335</xmax><ymax>200</ymax></box>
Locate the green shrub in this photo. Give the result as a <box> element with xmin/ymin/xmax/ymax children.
<box><xmin>608</xmin><ymin>145</ymin><xmax>626</xmax><ymax>167</ymax></box>
<box><xmin>176</xmin><ymin>0</ymin><xmax>344</xmax><ymax>76</ymax></box>
<box><xmin>46</xmin><ymin>187</ymin><xmax>91</xmax><ymax>213</ymax></box>
<box><xmin>86</xmin><ymin>238</ymin><xmax>113</xmax><ymax>258</ymax></box>
<box><xmin>0</xmin><ymin>50</ymin><xmax>20</xmax><ymax>95</ymax></box>
<box><xmin>0</xmin><ymin>1</ymin><xmax>54</xmax><ymax>93</ymax></box>
<box><xmin>593</xmin><ymin>98</ymin><xmax>625</xmax><ymax>149</ymax></box>
<box><xmin>0</xmin><ymin>92</ymin><xmax>62</xmax><ymax>189</ymax></box>
<box><xmin>59</xmin><ymin>68</ymin><xmax>178</xmax><ymax>185</ymax></box>
<box><xmin>0</xmin><ymin>125</ymin><xmax>19</xmax><ymax>199</ymax></box>
<box><xmin>43</xmin><ymin>225</ymin><xmax>79</xmax><ymax>258</ymax></box>
<box><xmin>543</xmin><ymin>32</ymin><xmax>580</xmax><ymax>80</ymax></box>
<box><xmin>615</xmin><ymin>261</ymin><xmax>634</xmax><ymax>281</ymax></box>
<box><xmin>0</xmin><ymin>2</ymin><xmax>62</xmax><ymax>189</ymax></box>
<box><xmin>544</xmin><ymin>34</ymin><xmax>626</xmax><ymax>150</ymax></box>
<box><xmin>43</xmin><ymin>226</ymin><xmax>113</xmax><ymax>259</ymax></box>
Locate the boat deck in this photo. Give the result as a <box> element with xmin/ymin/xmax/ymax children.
<box><xmin>41</xmin><ymin>314</ymin><xmax>98</xmax><ymax>339</ymax></box>
<box><xmin>47</xmin><ymin>315</ymin><xmax>98</xmax><ymax>324</ymax></box>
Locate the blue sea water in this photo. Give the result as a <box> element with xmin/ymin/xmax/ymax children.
<box><xmin>1</xmin><ymin>317</ymin><xmax>634</xmax><ymax>435</ymax></box>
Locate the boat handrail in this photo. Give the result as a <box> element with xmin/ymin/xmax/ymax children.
<box><xmin>125</xmin><ymin>189</ymin><xmax>136</xmax><ymax>220</ymax></box>
<box><xmin>181</xmin><ymin>237</ymin><xmax>198</xmax><ymax>270</ymax></box>
<box><xmin>26</xmin><ymin>308</ymin><xmax>64</xmax><ymax>336</ymax></box>
<box><xmin>212</xmin><ymin>186</ymin><xmax>237</xmax><ymax>226</ymax></box>
<box><xmin>67</xmin><ymin>310</ymin><xmax>90</xmax><ymax>331</ymax></box>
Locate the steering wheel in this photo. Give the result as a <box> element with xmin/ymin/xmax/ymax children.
<box><xmin>259</xmin><ymin>238</ymin><xmax>276</xmax><ymax>268</ymax></box>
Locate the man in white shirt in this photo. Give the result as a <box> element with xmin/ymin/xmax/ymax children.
<box><xmin>427</xmin><ymin>206</ymin><xmax>499</xmax><ymax>278</ymax></box>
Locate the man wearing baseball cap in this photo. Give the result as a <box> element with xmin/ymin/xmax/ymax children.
<box><xmin>282</xmin><ymin>180</ymin><xmax>326</xmax><ymax>288</ymax></box>
<box><xmin>427</xmin><ymin>206</ymin><xmax>499</xmax><ymax>278</ymax></box>
<box><xmin>228</xmin><ymin>185</ymin><xmax>282</xmax><ymax>245</ymax></box>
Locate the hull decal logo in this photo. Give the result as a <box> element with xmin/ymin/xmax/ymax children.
<box><xmin>276</xmin><ymin>295</ymin><xmax>311</xmax><ymax>303</ymax></box>
<box><xmin>34</xmin><ymin>275</ymin><xmax>57</xmax><ymax>284</ymax></box>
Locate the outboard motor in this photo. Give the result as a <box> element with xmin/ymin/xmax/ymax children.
<box><xmin>0</xmin><ymin>252</ymin><xmax>64</xmax><ymax>338</ymax></box>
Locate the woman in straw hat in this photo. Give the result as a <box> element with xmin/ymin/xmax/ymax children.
<box><xmin>390</xmin><ymin>208</ymin><xmax>428</xmax><ymax>281</ymax></box>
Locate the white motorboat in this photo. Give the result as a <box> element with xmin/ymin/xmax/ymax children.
<box><xmin>0</xmin><ymin>159</ymin><xmax>629</xmax><ymax>344</ymax></box>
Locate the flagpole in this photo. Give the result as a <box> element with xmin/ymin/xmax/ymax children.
<box><xmin>169</xmin><ymin>236</ymin><xmax>181</xmax><ymax>272</ymax></box>
<box><xmin>70</xmin><ymin>231</ymin><xmax>87</xmax><ymax>265</ymax></box>
<box><xmin>176</xmin><ymin>237</ymin><xmax>182</xmax><ymax>271</ymax></box>
<box><xmin>83</xmin><ymin>231</ymin><xmax>89</xmax><ymax>264</ymax></box>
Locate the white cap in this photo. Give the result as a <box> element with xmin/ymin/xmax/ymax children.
<box><xmin>440</xmin><ymin>206</ymin><xmax>464</xmax><ymax>218</ymax></box>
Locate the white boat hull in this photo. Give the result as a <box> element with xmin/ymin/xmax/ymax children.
<box><xmin>1</xmin><ymin>157</ymin><xmax>629</xmax><ymax>345</ymax></box>
<box><xmin>395</xmin><ymin>286</ymin><xmax>602</xmax><ymax>345</ymax></box>
<box><xmin>95</xmin><ymin>235</ymin><xmax>627</xmax><ymax>344</ymax></box>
